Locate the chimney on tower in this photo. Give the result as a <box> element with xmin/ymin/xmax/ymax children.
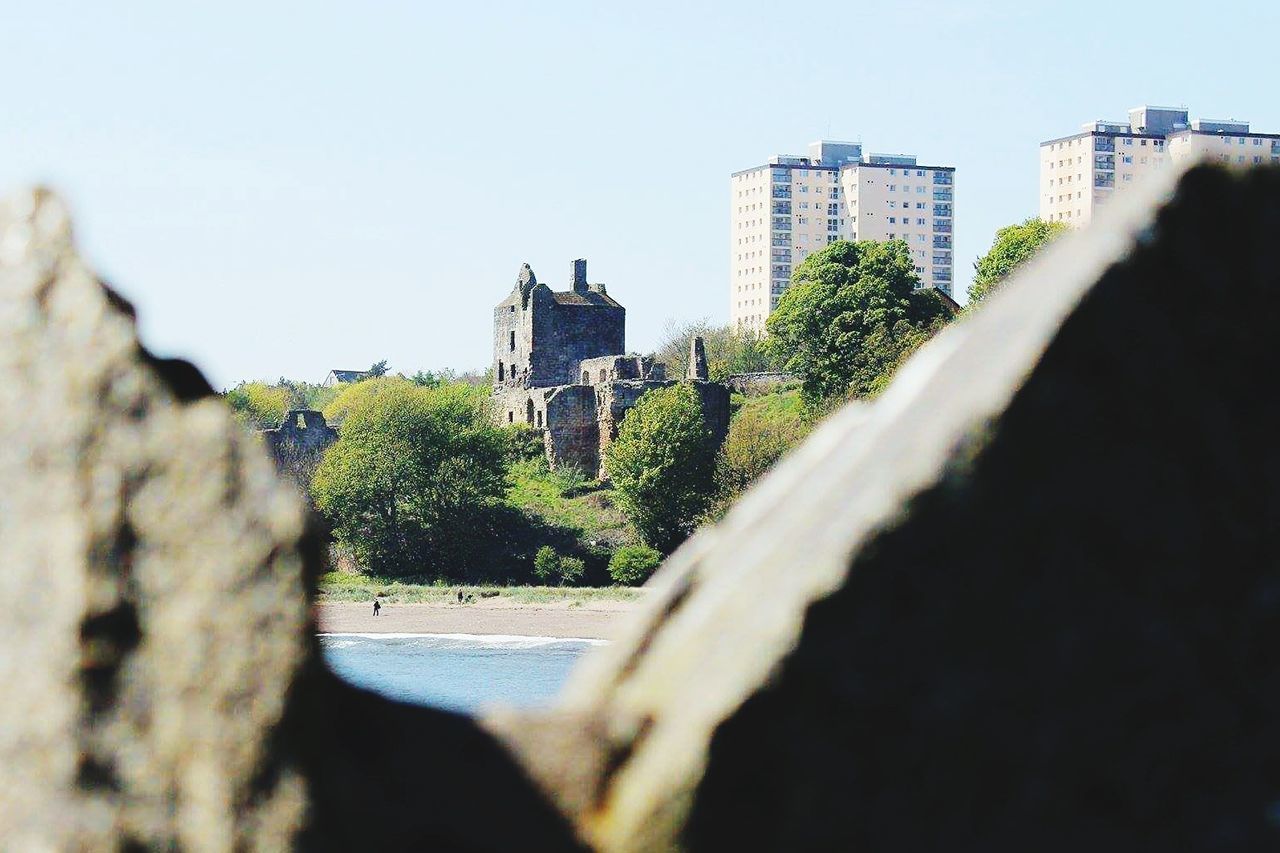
<box><xmin>571</xmin><ymin>259</ymin><xmax>588</xmax><ymax>293</ymax></box>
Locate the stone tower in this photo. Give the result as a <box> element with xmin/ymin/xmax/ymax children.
<box><xmin>688</xmin><ymin>336</ymin><xmax>709</xmax><ymax>381</ymax></box>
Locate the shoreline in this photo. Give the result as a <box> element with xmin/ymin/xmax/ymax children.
<box><xmin>315</xmin><ymin>599</ymin><xmax>638</xmax><ymax>640</ymax></box>
<box><xmin>319</xmin><ymin>631</ymin><xmax>608</xmax><ymax>645</ymax></box>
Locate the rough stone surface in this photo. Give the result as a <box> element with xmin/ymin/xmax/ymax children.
<box><xmin>0</xmin><ymin>189</ymin><xmax>579</xmax><ymax>851</ymax></box>
<box><xmin>686</xmin><ymin>336</ymin><xmax>708</xmax><ymax>381</ymax></box>
<box><xmin>725</xmin><ymin>371</ymin><xmax>798</xmax><ymax>395</ymax></box>
<box><xmin>489</xmin><ymin>165</ymin><xmax>1280</xmax><ymax>850</ymax></box>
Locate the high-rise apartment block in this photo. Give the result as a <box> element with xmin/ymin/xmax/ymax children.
<box><xmin>730</xmin><ymin>141</ymin><xmax>956</xmax><ymax>330</ymax></box>
<box><xmin>1040</xmin><ymin>105</ymin><xmax>1280</xmax><ymax>227</ymax></box>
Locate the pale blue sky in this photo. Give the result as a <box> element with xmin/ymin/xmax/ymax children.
<box><xmin>2</xmin><ymin>1</ymin><xmax>1272</xmax><ymax>388</ymax></box>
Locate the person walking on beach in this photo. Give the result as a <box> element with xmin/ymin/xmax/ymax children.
<box><xmin>372</xmin><ymin>598</ymin><xmax>381</xmax><ymax>617</ymax></box>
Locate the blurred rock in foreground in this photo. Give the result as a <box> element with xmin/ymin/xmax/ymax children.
<box><xmin>0</xmin><ymin>189</ymin><xmax>578</xmax><ymax>851</ymax></box>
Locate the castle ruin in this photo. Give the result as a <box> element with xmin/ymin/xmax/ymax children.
<box><xmin>491</xmin><ymin>259</ymin><xmax>729</xmax><ymax>477</ymax></box>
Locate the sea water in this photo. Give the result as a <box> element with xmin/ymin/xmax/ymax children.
<box><xmin>319</xmin><ymin>633</ymin><xmax>601</xmax><ymax>714</ymax></box>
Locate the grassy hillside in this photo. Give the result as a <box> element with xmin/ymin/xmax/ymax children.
<box><xmin>730</xmin><ymin>387</ymin><xmax>804</xmax><ymax>422</ymax></box>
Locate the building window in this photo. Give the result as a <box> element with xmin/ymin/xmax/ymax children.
<box><xmin>536</xmin><ymin>411</ymin><xmax>543</xmax><ymax>428</ymax></box>
<box><xmin>508</xmin><ymin>411</ymin><xmax>514</xmax><ymax>423</ymax></box>
<box><xmin>599</xmin><ymin>369</ymin><xmax>607</xmax><ymax>382</ymax></box>
<box><xmin>582</xmin><ymin>370</ymin><xmax>589</xmax><ymax>384</ymax></box>
<box><xmin>498</xmin><ymin>362</ymin><xmax>505</xmax><ymax>381</ymax></box>
<box><xmin>509</xmin><ymin>331</ymin><xmax>515</xmax><ymax>352</ymax></box>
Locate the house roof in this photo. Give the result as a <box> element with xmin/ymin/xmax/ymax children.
<box><xmin>327</xmin><ymin>369</ymin><xmax>369</xmax><ymax>383</ymax></box>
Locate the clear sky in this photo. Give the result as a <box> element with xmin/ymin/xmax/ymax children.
<box><xmin>2</xmin><ymin>1</ymin><xmax>1272</xmax><ymax>389</ymax></box>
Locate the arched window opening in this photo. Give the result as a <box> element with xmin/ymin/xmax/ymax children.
<box><xmin>498</xmin><ymin>362</ymin><xmax>505</xmax><ymax>381</ymax></box>
<box><xmin>582</xmin><ymin>370</ymin><xmax>589</xmax><ymax>385</ymax></box>
<box><xmin>536</xmin><ymin>411</ymin><xmax>543</xmax><ymax>428</ymax></box>
<box><xmin>599</xmin><ymin>369</ymin><xmax>607</xmax><ymax>382</ymax></box>
<box><xmin>526</xmin><ymin>399</ymin><xmax>535</xmax><ymax>425</ymax></box>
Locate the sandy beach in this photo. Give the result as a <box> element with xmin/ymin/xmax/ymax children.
<box><xmin>316</xmin><ymin>598</ymin><xmax>639</xmax><ymax>640</ymax></box>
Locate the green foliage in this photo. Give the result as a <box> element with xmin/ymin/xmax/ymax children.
<box><xmin>608</xmin><ymin>544</ymin><xmax>661</xmax><ymax>586</ymax></box>
<box><xmin>410</xmin><ymin>370</ymin><xmax>443</xmax><ymax>388</ymax></box>
<box><xmin>275</xmin><ymin>377</ymin><xmax>340</xmax><ymax>412</ymax></box>
<box><xmin>558</xmin><ymin>556</ymin><xmax>585</xmax><ymax>586</ymax></box>
<box><xmin>315</xmin><ymin>572</ymin><xmax>643</xmax><ymax>604</ymax></box>
<box><xmin>366</xmin><ymin>359</ymin><xmax>390</xmax><ymax>378</ymax></box>
<box><xmin>654</xmin><ymin>319</ymin><xmax>784</xmax><ymax>382</ymax></box>
<box><xmin>968</xmin><ymin>218</ymin><xmax>1069</xmax><ymax>304</ymax></box>
<box><xmin>310</xmin><ymin>381</ymin><xmax>507</xmax><ymax>576</ymax></box>
<box><xmin>506</xmin><ymin>459</ymin><xmax>637</xmax><ymax>556</ymax></box>
<box><xmin>764</xmin><ymin>239</ymin><xmax>950</xmax><ymax>407</ymax></box>
<box><xmin>533</xmin><ymin>545</ymin><xmax>560</xmax><ymax>581</ymax></box>
<box><xmin>604</xmin><ymin>383</ymin><xmax>716</xmax><ymax>553</ymax></box>
<box><xmin>321</xmin><ymin>376</ymin><xmax>493</xmax><ymax>426</ymax></box>
<box><xmin>224</xmin><ymin>381</ymin><xmax>290</xmax><ymax>429</ymax></box>
<box><xmin>532</xmin><ymin>546</ymin><xmax>586</xmax><ymax>586</ymax></box>
<box><xmin>550</xmin><ymin>464</ymin><xmax>591</xmax><ymax>497</ymax></box>
<box><xmin>714</xmin><ymin>390</ymin><xmax>811</xmax><ymax>496</ymax></box>
<box><xmin>501</xmin><ymin>423</ymin><xmax>546</xmax><ymax>464</ymax></box>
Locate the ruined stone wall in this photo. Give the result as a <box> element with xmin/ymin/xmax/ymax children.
<box><xmin>259</xmin><ymin>409</ymin><xmax>339</xmax><ymax>488</ymax></box>
<box><xmin>578</xmin><ymin>355</ymin><xmax>664</xmax><ymax>385</ymax></box>
<box><xmin>492</xmin><ymin>297</ymin><xmax>527</xmax><ymax>387</ymax></box>
<box><xmin>726</xmin><ymin>372</ymin><xmax>799</xmax><ymax>395</ymax></box>
<box><xmin>690</xmin><ymin>380</ymin><xmax>731</xmax><ymax>451</ymax></box>
<box><xmin>492</xmin><ymin>387</ymin><xmax>553</xmax><ymax>429</ymax></box>
<box><xmin>543</xmin><ymin>385</ymin><xmax>599</xmax><ymax>473</ymax></box>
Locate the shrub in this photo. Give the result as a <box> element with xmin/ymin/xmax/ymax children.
<box><xmin>533</xmin><ymin>545</ymin><xmax>560</xmax><ymax>581</ymax></box>
<box><xmin>604</xmin><ymin>383</ymin><xmax>716</xmax><ymax>553</ymax></box>
<box><xmin>608</xmin><ymin>545</ymin><xmax>661</xmax><ymax>586</ymax></box>
<box><xmin>551</xmin><ymin>464</ymin><xmax>591</xmax><ymax>497</ymax></box>
<box><xmin>502</xmin><ymin>423</ymin><xmax>546</xmax><ymax>464</ymax></box>
<box><xmin>557</xmin><ymin>556</ymin><xmax>585</xmax><ymax>586</ymax></box>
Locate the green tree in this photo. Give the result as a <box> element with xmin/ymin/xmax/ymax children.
<box><xmin>654</xmin><ymin>319</ymin><xmax>783</xmax><ymax>382</ymax></box>
<box><xmin>604</xmin><ymin>383</ymin><xmax>716</xmax><ymax>553</ymax></box>
<box><xmin>764</xmin><ymin>240</ymin><xmax>950</xmax><ymax>407</ymax></box>
<box><xmin>608</xmin><ymin>544</ymin><xmax>661</xmax><ymax>586</ymax></box>
<box><xmin>366</xmin><ymin>359</ymin><xmax>390</xmax><ymax>378</ymax></box>
<box><xmin>310</xmin><ymin>381</ymin><xmax>507</xmax><ymax>576</ymax></box>
<box><xmin>224</xmin><ymin>381</ymin><xmax>290</xmax><ymax>429</ymax></box>
<box><xmin>533</xmin><ymin>545</ymin><xmax>560</xmax><ymax>582</ymax></box>
<box><xmin>557</xmin><ymin>556</ymin><xmax>585</xmax><ymax>586</ymax></box>
<box><xmin>968</xmin><ymin>218</ymin><xmax>1069</xmax><ymax>304</ymax></box>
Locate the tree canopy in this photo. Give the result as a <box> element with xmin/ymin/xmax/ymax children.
<box><xmin>604</xmin><ymin>383</ymin><xmax>716</xmax><ymax>553</ymax></box>
<box><xmin>310</xmin><ymin>381</ymin><xmax>507</xmax><ymax>576</ymax></box>
<box><xmin>224</xmin><ymin>381</ymin><xmax>290</xmax><ymax>429</ymax></box>
<box><xmin>763</xmin><ymin>240</ymin><xmax>950</xmax><ymax>407</ymax></box>
<box><xmin>653</xmin><ymin>319</ymin><xmax>782</xmax><ymax>382</ymax></box>
<box><xmin>968</xmin><ymin>218</ymin><xmax>1069</xmax><ymax>304</ymax></box>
